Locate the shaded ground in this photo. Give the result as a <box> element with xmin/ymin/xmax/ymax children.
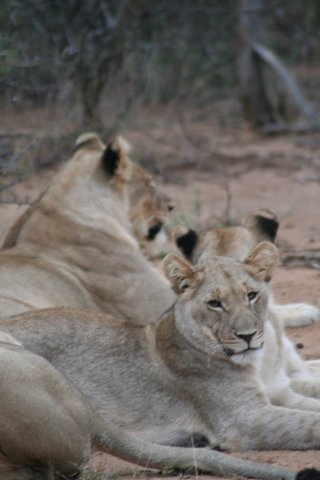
<box><xmin>1</xmin><ymin>107</ymin><xmax>320</xmax><ymax>478</ymax></box>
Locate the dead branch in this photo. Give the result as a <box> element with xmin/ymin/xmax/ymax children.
<box><xmin>282</xmin><ymin>251</ymin><xmax>320</xmax><ymax>269</ymax></box>
<box><xmin>0</xmin><ymin>178</ymin><xmax>24</xmax><ymax>193</ymax></box>
<box><xmin>258</xmin><ymin>122</ymin><xmax>320</xmax><ymax>135</ymax></box>
<box><xmin>0</xmin><ymin>179</ymin><xmax>33</xmax><ymax>206</ymax></box>
<box><xmin>252</xmin><ymin>43</ymin><xmax>319</xmax><ymax>124</ymax></box>
<box><xmin>0</xmin><ymin>131</ymin><xmax>36</xmax><ymax>139</ymax></box>
<box><xmin>3</xmin><ymin>135</ymin><xmax>42</xmax><ymax>175</ymax></box>
<box><xmin>0</xmin><ymin>197</ymin><xmax>33</xmax><ymax>206</ymax></box>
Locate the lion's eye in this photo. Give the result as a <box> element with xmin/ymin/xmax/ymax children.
<box><xmin>247</xmin><ymin>291</ymin><xmax>258</xmax><ymax>302</ymax></box>
<box><xmin>207</xmin><ymin>300</ymin><xmax>223</xmax><ymax>310</ymax></box>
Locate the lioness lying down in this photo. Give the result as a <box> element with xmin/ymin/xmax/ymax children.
<box><xmin>0</xmin><ymin>331</ymin><xmax>92</xmax><ymax>480</ymax></box>
<box><xmin>173</xmin><ymin>210</ymin><xmax>320</xmax><ymax>408</ymax></box>
<box><xmin>1</xmin><ymin>242</ymin><xmax>320</xmax><ymax>479</ymax></box>
<box><xmin>0</xmin><ymin>133</ymin><xmax>318</xmax><ymax>335</ymax></box>
<box><xmin>1</xmin><ymin>330</ymin><xmax>278</xmax><ymax>480</ymax></box>
<box><xmin>0</xmin><ymin>133</ymin><xmax>175</xmax><ymax>324</ymax></box>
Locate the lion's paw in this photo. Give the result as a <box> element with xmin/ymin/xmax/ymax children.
<box><xmin>272</xmin><ymin>303</ymin><xmax>320</xmax><ymax>328</ymax></box>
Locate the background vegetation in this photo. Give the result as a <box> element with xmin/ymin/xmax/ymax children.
<box><xmin>1</xmin><ymin>0</ymin><xmax>320</xmax><ymax>175</ymax></box>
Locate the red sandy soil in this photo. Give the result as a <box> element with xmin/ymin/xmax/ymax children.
<box><xmin>0</xmin><ymin>113</ymin><xmax>320</xmax><ymax>478</ymax></box>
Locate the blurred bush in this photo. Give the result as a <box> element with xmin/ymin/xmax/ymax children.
<box><xmin>1</xmin><ymin>0</ymin><xmax>319</xmax><ymax>130</ymax></box>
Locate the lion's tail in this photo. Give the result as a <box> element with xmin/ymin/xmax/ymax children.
<box><xmin>92</xmin><ymin>417</ymin><xmax>297</xmax><ymax>480</ymax></box>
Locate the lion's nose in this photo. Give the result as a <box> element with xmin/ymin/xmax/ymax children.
<box><xmin>236</xmin><ymin>331</ymin><xmax>256</xmax><ymax>346</ymax></box>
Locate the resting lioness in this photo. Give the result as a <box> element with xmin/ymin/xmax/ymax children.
<box><xmin>173</xmin><ymin>210</ymin><xmax>320</xmax><ymax>409</ymax></box>
<box><xmin>1</xmin><ymin>154</ymin><xmax>317</xmax><ymax>335</ymax></box>
<box><xmin>1</xmin><ymin>242</ymin><xmax>320</xmax><ymax>479</ymax></box>
<box><xmin>1</xmin><ymin>330</ymin><xmax>286</xmax><ymax>480</ymax></box>
<box><xmin>0</xmin><ymin>133</ymin><xmax>175</xmax><ymax>324</ymax></box>
<box><xmin>0</xmin><ymin>333</ymin><xmax>92</xmax><ymax>479</ymax></box>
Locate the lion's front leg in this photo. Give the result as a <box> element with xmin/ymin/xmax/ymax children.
<box><xmin>306</xmin><ymin>359</ymin><xmax>320</xmax><ymax>378</ymax></box>
<box><xmin>269</xmin><ymin>301</ymin><xmax>320</xmax><ymax>328</ymax></box>
<box><xmin>290</xmin><ymin>376</ymin><xmax>320</xmax><ymax>400</ymax></box>
<box><xmin>224</xmin><ymin>404</ymin><xmax>320</xmax><ymax>451</ymax></box>
<box><xmin>271</xmin><ymin>385</ymin><xmax>320</xmax><ymax>412</ymax></box>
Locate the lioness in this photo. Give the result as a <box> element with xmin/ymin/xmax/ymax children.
<box><xmin>173</xmin><ymin>210</ymin><xmax>320</xmax><ymax>409</ymax></box>
<box><xmin>0</xmin><ymin>330</ymin><xmax>286</xmax><ymax>480</ymax></box>
<box><xmin>1</xmin><ymin>242</ymin><xmax>320</xmax><ymax>479</ymax></box>
<box><xmin>0</xmin><ymin>133</ymin><xmax>175</xmax><ymax>324</ymax></box>
<box><xmin>0</xmin><ymin>333</ymin><xmax>92</xmax><ymax>479</ymax></box>
<box><xmin>1</xmin><ymin>149</ymin><xmax>317</xmax><ymax>335</ymax></box>
<box><xmin>173</xmin><ymin>208</ymin><xmax>320</xmax><ymax>328</ymax></box>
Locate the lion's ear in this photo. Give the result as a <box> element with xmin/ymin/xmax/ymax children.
<box><xmin>243</xmin><ymin>209</ymin><xmax>279</xmax><ymax>243</ymax></box>
<box><xmin>244</xmin><ymin>241</ymin><xmax>279</xmax><ymax>282</ymax></box>
<box><xmin>74</xmin><ymin>132</ymin><xmax>105</xmax><ymax>153</ymax></box>
<box><xmin>102</xmin><ymin>136</ymin><xmax>132</xmax><ymax>177</ymax></box>
<box><xmin>172</xmin><ymin>225</ymin><xmax>199</xmax><ymax>261</ymax></box>
<box><xmin>163</xmin><ymin>252</ymin><xmax>203</xmax><ymax>295</ymax></box>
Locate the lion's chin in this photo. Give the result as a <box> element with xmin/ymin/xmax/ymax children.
<box><xmin>229</xmin><ymin>347</ymin><xmax>263</xmax><ymax>366</ymax></box>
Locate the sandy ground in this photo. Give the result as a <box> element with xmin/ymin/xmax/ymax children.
<box><xmin>1</xmin><ymin>119</ymin><xmax>320</xmax><ymax>478</ymax></box>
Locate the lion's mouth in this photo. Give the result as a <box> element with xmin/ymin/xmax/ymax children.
<box><xmin>233</xmin><ymin>345</ymin><xmax>263</xmax><ymax>355</ymax></box>
<box><xmin>222</xmin><ymin>344</ymin><xmax>263</xmax><ymax>357</ymax></box>
<box><xmin>229</xmin><ymin>346</ymin><xmax>264</xmax><ymax>366</ymax></box>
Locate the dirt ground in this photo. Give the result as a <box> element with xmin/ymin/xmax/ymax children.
<box><xmin>1</xmin><ymin>108</ymin><xmax>320</xmax><ymax>478</ymax></box>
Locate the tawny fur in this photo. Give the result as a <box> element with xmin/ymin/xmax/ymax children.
<box><xmin>173</xmin><ymin>210</ymin><xmax>320</xmax><ymax>410</ymax></box>
<box><xmin>0</xmin><ymin>133</ymin><xmax>175</xmax><ymax>325</ymax></box>
<box><xmin>0</xmin><ymin>243</ymin><xmax>317</xmax><ymax>479</ymax></box>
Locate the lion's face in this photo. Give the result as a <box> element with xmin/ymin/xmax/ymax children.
<box><xmin>128</xmin><ymin>164</ymin><xmax>174</xmax><ymax>244</ymax></box>
<box><xmin>185</xmin><ymin>256</ymin><xmax>267</xmax><ymax>365</ymax></box>
<box><xmin>169</xmin><ymin>210</ymin><xmax>280</xmax><ymax>365</ymax></box>
<box><xmin>96</xmin><ymin>135</ymin><xmax>173</xmax><ymax>245</ymax></box>
<box><xmin>163</xmin><ymin>242</ymin><xmax>278</xmax><ymax>366</ymax></box>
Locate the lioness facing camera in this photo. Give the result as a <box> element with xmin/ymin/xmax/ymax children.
<box><xmin>2</xmin><ymin>330</ymin><xmax>283</xmax><ymax>480</ymax></box>
<box><xmin>1</xmin><ymin>241</ymin><xmax>320</xmax><ymax>479</ymax></box>
<box><xmin>173</xmin><ymin>209</ymin><xmax>320</xmax><ymax>407</ymax></box>
<box><xmin>0</xmin><ymin>133</ymin><xmax>175</xmax><ymax>324</ymax></box>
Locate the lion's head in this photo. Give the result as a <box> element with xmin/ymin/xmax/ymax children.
<box><xmin>163</xmin><ymin>241</ymin><xmax>278</xmax><ymax>366</ymax></box>
<box><xmin>76</xmin><ymin>133</ymin><xmax>173</xmax><ymax>244</ymax></box>
<box><xmin>128</xmin><ymin>168</ymin><xmax>173</xmax><ymax>244</ymax></box>
<box><xmin>3</xmin><ymin>133</ymin><xmax>173</xmax><ymax>249</ymax></box>
<box><xmin>172</xmin><ymin>208</ymin><xmax>279</xmax><ymax>264</ymax></box>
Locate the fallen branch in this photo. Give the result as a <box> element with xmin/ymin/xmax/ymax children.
<box><xmin>253</xmin><ymin>43</ymin><xmax>319</xmax><ymax>124</ymax></box>
<box><xmin>0</xmin><ymin>197</ymin><xmax>33</xmax><ymax>206</ymax></box>
<box><xmin>0</xmin><ymin>178</ymin><xmax>24</xmax><ymax>193</ymax></box>
<box><xmin>258</xmin><ymin>122</ymin><xmax>320</xmax><ymax>135</ymax></box>
<box><xmin>282</xmin><ymin>251</ymin><xmax>320</xmax><ymax>269</ymax></box>
<box><xmin>0</xmin><ymin>131</ymin><xmax>37</xmax><ymax>138</ymax></box>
